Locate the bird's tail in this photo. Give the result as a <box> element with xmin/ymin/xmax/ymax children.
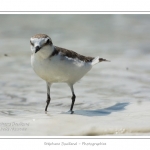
<box><xmin>99</xmin><ymin>58</ymin><xmax>110</xmax><ymax>62</ymax></box>
<box><xmin>91</xmin><ymin>56</ymin><xmax>110</xmax><ymax>65</ymax></box>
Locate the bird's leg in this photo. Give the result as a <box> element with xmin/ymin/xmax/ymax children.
<box><xmin>69</xmin><ymin>84</ymin><xmax>76</xmax><ymax>114</ymax></box>
<box><xmin>45</xmin><ymin>82</ymin><xmax>51</xmax><ymax>112</ymax></box>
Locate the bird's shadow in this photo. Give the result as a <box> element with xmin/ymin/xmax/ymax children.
<box><xmin>63</xmin><ymin>102</ymin><xmax>129</xmax><ymax>117</ymax></box>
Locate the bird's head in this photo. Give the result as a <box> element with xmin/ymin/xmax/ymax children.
<box><xmin>30</xmin><ymin>34</ymin><xmax>54</xmax><ymax>58</ymax></box>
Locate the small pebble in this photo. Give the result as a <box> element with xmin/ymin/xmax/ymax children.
<box><xmin>4</xmin><ymin>54</ymin><xmax>8</xmax><ymax>57</ymax></box>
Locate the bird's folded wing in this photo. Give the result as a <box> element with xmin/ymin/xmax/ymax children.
<box><xmin>53</xmin><ymin>46</ymin><xmax>94</xmax><ymax>62</ymax></box>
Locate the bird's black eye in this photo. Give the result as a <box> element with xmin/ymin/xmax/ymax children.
<box><xmin>30</xmin><ymin>41</ymin><xmax>34</xmax><ymax>46</ymax></box>
<box><xmin>46</xmin><ymin>39</ymin><xmax>52</xmax><ymax>45</ymax></box>
<box><xmin>46</xmin><ymin>39</ymin><xmax>50</xmax><ymax>44</ymax></box>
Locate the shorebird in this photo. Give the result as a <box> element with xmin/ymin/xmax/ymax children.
<box><xmin>30</xmin><ymin>34</ymin><xmax>109</xmax><ymax>114</ymax></box>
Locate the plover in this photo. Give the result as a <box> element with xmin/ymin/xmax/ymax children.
<box><xmin>30</xmin><ymin>34</ymin><xmax>109</xmax><ymax>114</ymax></box>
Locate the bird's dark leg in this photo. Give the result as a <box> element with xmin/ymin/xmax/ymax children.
<box><xmin>69</xmin><ymin>84</ymin><xmax>76</xmax><ymax>114</ymax></box>
<box><xmin>45</xmin><ymin>82</ymin><xmax>51</xmax><ymax>112</ymax></box>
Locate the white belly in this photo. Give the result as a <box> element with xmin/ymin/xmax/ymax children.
<box><xmin>31</xmin><ymin>54</ymin><xmax>92</xmax><ymax>84</ymax></box>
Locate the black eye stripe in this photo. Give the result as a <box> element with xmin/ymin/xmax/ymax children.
<box><xmin>30</xmin><ymin>41</ymin><xmax>34</xmax><ymax>46</ymax></box>
<box><xmin>46</xmin><ymin>39</ymin><xmax>50</xmax><ymax>44</ymax></box>
<box><xmin>44</xmin><ymin>39</ymin><xmax>52</xmax><ymax>45</ymax></box>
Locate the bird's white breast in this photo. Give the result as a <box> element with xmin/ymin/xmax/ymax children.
<box><xmin>31</xmin><ymin>53</ymin><xmax>92</xmax><ymax>84</ymax></box>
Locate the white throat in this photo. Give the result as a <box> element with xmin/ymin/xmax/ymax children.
<box><xmin>35</xmin><ymin>45</ymin><xmax>54</xmax><ymax>59</ymax></box>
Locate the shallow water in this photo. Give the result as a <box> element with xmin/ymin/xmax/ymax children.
<box><xmin>0</xmin><ymin>14</ymin><xmax>150</xmax><ymax>136</ymax></box>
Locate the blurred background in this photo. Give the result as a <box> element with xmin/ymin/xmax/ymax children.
<box><xmin>0</xmin><ymin>15</ymin><xmax>150</xmax><ymax>136</ymax></box>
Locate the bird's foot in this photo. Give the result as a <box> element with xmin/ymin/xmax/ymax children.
<box><xmin>68</xmin><ymin>110</ymin><xmax>74</xmax><ymax>114</ymax></box>
<box><xmin>45</xmin><ymin>111</ymin><xmax>48</xmax><ymax>114</ymax></box>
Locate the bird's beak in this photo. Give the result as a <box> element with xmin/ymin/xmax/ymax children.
<box><xmin>35</xmin><ymin>46</ymin><xmax>41</xmax><ymax>53</ymax></box>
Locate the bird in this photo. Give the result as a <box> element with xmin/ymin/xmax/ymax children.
<box><xmin>30</xmin><ymin>34</ymin><xmax>109</xmax><ymax>114</ymax></box>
